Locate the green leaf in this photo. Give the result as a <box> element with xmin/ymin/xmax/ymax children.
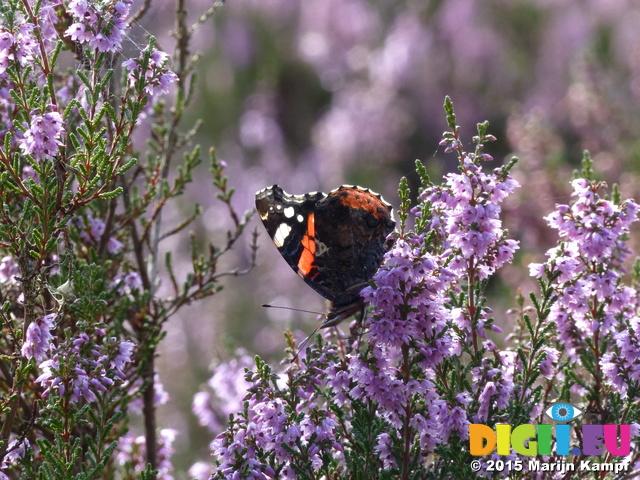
<box><xmin>115</xmin><ymin>157</ymin><xmax>138</xmax><ymax>176</ymax></box>
<box><xmin>98</xmin><ymin>187</ymin><xmax>123</xmax><ymax>199</ymax></box>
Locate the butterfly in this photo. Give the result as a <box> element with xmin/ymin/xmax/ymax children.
<box><xmin>255</xmin><ymin>184</ymin><xmax>395</xmax><ymax>327</ymax></box>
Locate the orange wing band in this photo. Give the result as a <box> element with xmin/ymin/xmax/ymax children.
<box><xmin>298</xmin><ymin>213</ymin><xmax>318</xmax><ymax>278</ymax></box>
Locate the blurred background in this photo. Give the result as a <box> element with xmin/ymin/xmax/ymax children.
<box><xmin>128</xmin><ymin>0</ymin><xmax>640</xmax><ymax>473</ymax></box>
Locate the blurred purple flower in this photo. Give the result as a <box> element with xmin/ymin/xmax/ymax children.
<box><xmin>19</xmin><ymin>109</ymin><xmax>65</xmax><ymax>162</ymax></box>
<box><xmin>188</xmin><ymin>462</ymin><xmax>212</xmax><ymax>480</ymax></box>
<box><xmin>297</xmin><ymin>0</ymin><xmax>379</xmax><ymax>78</ymax></box>
<box><xmin>116</xmin><ymin>428</ymin><xmax>177</xmax><ymax>480</ymax></box>
<box><xmin>311</xmin><ymin>85</ymin><xmax>411</xmax><ymax>182</ymax></box>
<box><xmin>21</xmin><ymin>165</ymin><xmax>39</xmax><ymax>183</ymax></box>
<box><xmin>65</xmin><ymin>0</ymin><xmax>132</xmax><ymax>53</ymax></box>
<box><xmin>76</xmin><ymin>214</ymin><xmax>124</xmax><ymax>254</ymax></box>
<box><xmin>123</xmin><ymin>49</ymin><xmax>178</xmax><ymax>102</ymax></box>
<box><xmin>111</xmin><ymin>271</ymin><xmax>143</xmax><ymax>297</ymax></box>
<box><xmin>0</xmin><ymin>32</ymin><xmax>12</xmax><ymax>76</ymax></box>
<box><xmin>112</xmin><ymin>340</ymin><xmax>135</xmax><ymax>376</ymax></box>
<box><xmin>21</xmin><ymin>313</ymin><xmax>57</xmax><ymax>362</ymax></box>
<box><xmin>0</xmin><ymin>435</ymin><xmax>28</xmax><ymax>476</ymax></box>
<box><xmin>127</xmin><ymin>372</ymin><xmax>170</xmax><ymax>414</ymax></box>
<box><xmin>0</xmin><ymin>256</ymin><xmax>18</xmax><ymax>284</ymax></box>
<box><xmin>193</xmin><ymin>350</ymin><xmax>253</xmax><ymax>432</ymax></box>
<box><xmin>221</xmin><ymin>20</ymin><xmax>256</xmax><ymax>68</ymax></box>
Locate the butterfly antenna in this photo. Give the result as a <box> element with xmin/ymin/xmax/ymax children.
<box><xmin>291</xmin><ymin>323</ymin><xmax>324</xmax><ymax>363</ymax></box>
<box><xmin>262</xmin><ymin>304</ymin><xmax>324</xmax><ymax>316</ymax></box>
<box><xmin>261</xmin><ymin>304</ymin><xmax>326</xmax><ymax>363</ymax></box>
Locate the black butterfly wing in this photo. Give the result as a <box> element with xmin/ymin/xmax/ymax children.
<box><xmin>255</xmin><ymin>185</ymin><xmax>334</xmax><ymax>300</ymax></box>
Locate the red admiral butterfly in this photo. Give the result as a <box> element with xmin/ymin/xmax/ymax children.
<box><xmin>255</xmin><ymin>185</ymin><xmax>395</xmax><ymax>327</ymax></box>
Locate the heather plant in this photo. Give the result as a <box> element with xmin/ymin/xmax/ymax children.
<box><xmin>0</xmin><ymin>0</ymin><xmax>252</xmax><ymax>478</ymax></box>
<box><xmin>200</xmin><ymin>98</ymin><xmax>640</xmax><ymax>479</ymax></box>
<box><xmin>3</xmin><ymin>0</ymin><xmax>640</xmax><ymax>478</ymax></box>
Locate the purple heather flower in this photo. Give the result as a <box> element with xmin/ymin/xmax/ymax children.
<box><xmin>128</xmin><ymin>372</ymin><xmax>169</xmax><ymax>414</ymax></box>
<box><xmin>476</xmin><ymin>382</ymin><xmax>497</xmax><ymax>423</ymax></box>
<box><xmin>439</xmin><ymin>137</ymin><xmax>461</xmax><ymax>154</ymax></box>
<box><xmin>544</xmin><ymin>180</ymin><xmax>638</xmax><ymax>262</ymax></box>
<box><xmin>111</xmin><ymin>339</ymin><xmax>135</xmax><ymax>378</ymax></box>
<box><xmin>80</xmin><ymin>214</ymin><xmax>104</xmax><ymax>241</ymax></box>
<box><xmin>108</xmin><ymin>237</ymin><xmax>124</xmax><ymax>254</ymax></box>
<box><xmin>360</xmin><ymin>236</ymin><xmax>454</xmax><ymax>352</ymax></box>
<box><xmin>156</xmin><ymin>429</ymin><xmax>178</xmax><ymax>479</ymax></box>
<box><xmin>415</xmin><ymin>156</ymin><xmax>520</xmax><ymax>282</ymax></box>
<box><xmin>374</xmin><ymin>433</ymin><xmax>396</xmax><ymax>469</ymax></box>
<box><xmin>115</xmin><ymin>433</ymin><xmax>144</xmax><ymax>471</ymax></box>
<box><xmin>471</xmin><ymin>357</ymin><xmax>515</xmax><ymax>424</ymax></box>
<box><xmin>111</xmin><ymin>271</ymin><xmax>142</xmax><ymax>297</ymax></box>
<box><xmin>65</xmin><ymin>0</ymin><xmax>132</xmax><ymax>53</ymax></box>
<box><xmin>36</xmin><ymin>333</ymin><xmax>135</xmax><ymax>404</ymax></box>
<box><xmin>19</xmin><ymin>109</ymin><xmax>65</xmax><ymax>162</ymax></box>
<box><xmin>35</xmin><ymin>355</ymin><xmax>61</xmax><ymax>397</ymax></box>
<box><xmin>21</xmin><ymin>164</ymin><xmax>39</xmax><ymax>183</ymax></box>
<box><xmin>34</xmin><ymin>1</ymin><xmax>61</xmax><ymax>45</ymax></box>
<box><xmin>443</xmin><ymin>406</ymin><xmax>470</xmax><ymax>440</ymax></box>
<box><xmin>192</xmin><ymin>391</ymin><xmax>216</xmax><ymax>431</ymax></box>
<box><xmin>66</xmin><ymin>22</ymin><xmax>92</xmax><ymax>43</ymax></box>
<box><xmin>76</xmin><ymin>214</ymin><xmax>124</xmax><ymax>254</ymax></box>
<box><xmin>0</xmin><ymin>435</ymin><xmax>28</xmax><ymax>476</ymax></box>
<box><xmin>539</xmin><ymin>347</ymin><xmax>560</xmax><ymax>379</ymax></box>
<box><xmin>0</xmin><ymin>23</ymin><xmax>39</xmax><ymax>75</ymax></box>
<box><xmin>410</xmin><ymin>412</ymin><xmax>442</xmax><ymax>452</ymax></box>
<box><xmin>193</xmin><ymin>352</ymin><xmax>253</xmax><ymax>432</ymax></box>
<box><xmin>116</xmin><ymin>429</ymin><xmax>177</xmax><ymax>480</ymax></box>
<box><xmin>601</xmin><ymin>353</ymin><xmax>627</xmax><ymax>396</ymax></box>
<box><xmin>0</xmin><ymin>32</ymin><xmax>13</xmax><ymax>76</ymax></box>
<box><xmin>326</xmin><ymin>232</ymin><xmax>458</xmax><ymax>462</ymax></box>
<box><xmin>188</xmin><ymin>462</ymin><xmax>212</xmax><ymax>480</ymax></box>
<box><xmin>0</xmin><ymin>256</ymin><xmax>19</xmax><ymax>284</ymax></box>
<box><xmin>601</xmin><ymin>317</ymin><xmax>640</xmax><ymax>396</ymax></box>
<box><xmin>210</xmin><ymin>354</ymin><xmax>346</xmax><ymax>478</ymax></box>
<box><xmin>71</xmin><ymin>368</ymin><xmax>98</xmax><ymax>403</ymax></box>
<box><xmin>21</xmin><ymin>313</ymin><xmax>57</xmax><ymax>362</ymax></box>
<box><xmin>532</xmin><ymin>178</ymin><xmax>639</xmax><ymax>362</ymax></box>
<box><xmin>123</xmin><ymin>48</ymin><xmax>178</xmax><ymax>103</ymax></box>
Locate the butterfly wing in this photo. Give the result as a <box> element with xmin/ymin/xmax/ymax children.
<box><xmin>255</xmin><ymin>185</ymin><xmax>333</xmax><ymax>299</ymax></box>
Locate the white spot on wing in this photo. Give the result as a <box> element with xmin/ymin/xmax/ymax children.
<box><xmin>283</xmin><ymin>206</ymin><xmax>295</xmax><ymax>218</ymax></box>
<box><xmin>297</xmin><ymin>214</ymin><xmax>304</xmax><ymax>223</ymax></box>
<box><xmin>273</xmin><ymin>223</ymin><xmax>291</xmax><ymax>247</ymax></box>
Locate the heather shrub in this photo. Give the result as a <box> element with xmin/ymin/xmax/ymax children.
<box><xmin>201</xmin><ymin>99</ymin><xmax>640</xmax><ymax>479</ymax></box>
<box><xmin>0</xmin><ymin>0</ymin><xmax>251</xmax><ymax>478</ymax></box>
<box><xmin>2</xmin><ymin>1</ymin><xmax>640</xmax><ymax>479</ymax></box>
